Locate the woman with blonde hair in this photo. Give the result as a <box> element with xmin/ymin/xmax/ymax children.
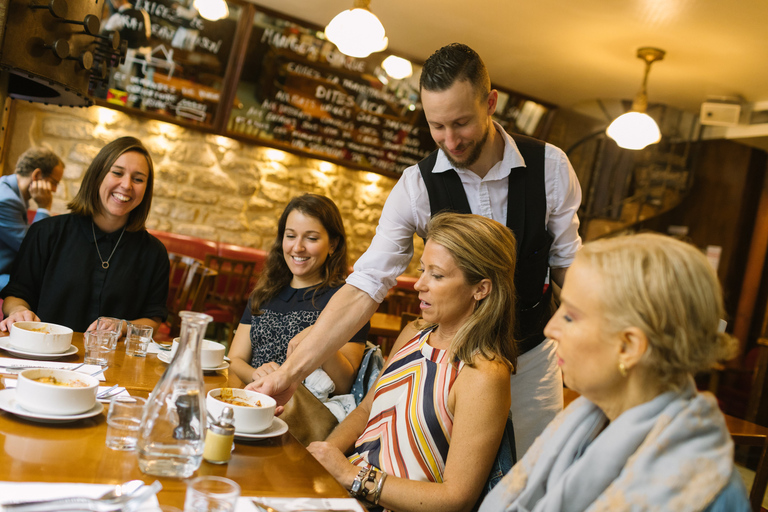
<box><xmin>309</xmin><ymin>212</ymin><xmax>516</xmax><ymax>512</ymax></box>
<box><xmin>480</xmin><ymin>232</ymin><xmax>749</xmax><ymax>512</ymax></box>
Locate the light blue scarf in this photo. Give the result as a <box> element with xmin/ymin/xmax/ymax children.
<box><xmin>479</xmin><ymin>381</ymin><xmax>733</xmax><ymax>512</ymax></box>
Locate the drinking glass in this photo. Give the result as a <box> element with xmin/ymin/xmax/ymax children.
<box><xmin>96</xmin><ymin>317</ymin><xmax>124</xmax><ymax>349</ymax></box>
<box><xmin>106</xmin><ymin>396</ymin><xmax>146</xmax><ymax>450</ymax></box>
<box><xmin>84</xmin><ymin>330</ymin><xmax>115</xmax><ymax>367</ymax></box>
<box><xmin>184</xmin><ymin>476</ymin><xmax>240</xmax><ymax>512</ymax></box>
<box><xmin>126</xmin><ymin>323</ymin><xmax>153</xmax><ymax>357</ymax></box>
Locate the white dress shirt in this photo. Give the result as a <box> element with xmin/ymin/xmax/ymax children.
<box><xmin>348</xmin><ymin>121</ymin><xmax>583</xmax><ymax>303</ymax></box>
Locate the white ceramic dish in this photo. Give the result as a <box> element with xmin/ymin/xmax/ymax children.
<box><xmin>0</xmin><ymin>388</ymin><xmax>103</xmax><ymax>423</ymax></box>
<box><xmin>207</xmin><ymin>388</ymin><xmax>276</xmax><ymax>434</ymax></box>
<box><xmin>9</xmin><ymin>322</ymin><xmax>73</xmax><ymax>354</ymax></box>
<box><xmin>0</xmin><ymin>338</ymin><xmax>78</xmax><ymax>360</ymax></box>
<box><xmin>16</xmin><ymin>368</ymin><xmax>99</xmax><ymax>415</ymax></box>
<box><xmin>157</xmin><ymin>351</ymin><xmax>230</xmax><ymax>371</ymax></box>
<box><xmin>233</xmin><ymin>417</ymin><xmax>289</xmax><ymax>440</ymax></box>
<box><xmin>171</xmin><ymin>338</ymin><xmax>226</xmax><ymax>368</ymax></box>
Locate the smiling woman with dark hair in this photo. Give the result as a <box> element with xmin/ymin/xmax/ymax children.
<box><xmin>0</xmin><ymin>136</ymin><xmax>168</xmax><ymax>334</ymax></box>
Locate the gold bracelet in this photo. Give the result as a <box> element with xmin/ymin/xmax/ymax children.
<box><xmin>371</xmin><ymin>470</ymin><xmax>387</xmax><ymax>505</ymax></box>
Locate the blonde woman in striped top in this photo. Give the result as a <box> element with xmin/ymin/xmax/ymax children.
<box><xmin>309</xmin><ymin>212</ymin><xmax>517</xmax><ymax>512</ymax></box>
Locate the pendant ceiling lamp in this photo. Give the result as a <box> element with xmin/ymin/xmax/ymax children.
<box><xmin>606</xmin><ymin>47</ymin><xmax>665</xmax><ymax>150</ymax></box>
<box><xmin>194</xmin><ymin>0</ymin><xmax>229</xmax><ymax>21</ymax></box>
<box><xmin>325</xmin><ymin>0</ymin><xmax>388</xmax><ymax>59</ymax></box>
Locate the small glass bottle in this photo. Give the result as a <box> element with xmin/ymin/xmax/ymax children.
<box><xmin>203</xmin><ymin>407</ymin><xmax>235</xmax><ymax>464</ymax></box>
<box><xmin>137</xmin><ymin>311</ymin><xmax>212</xmax><ymax>478</ymax></box>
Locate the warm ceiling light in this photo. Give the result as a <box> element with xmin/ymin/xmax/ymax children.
<box><xmin>325</xmin><ymin>0</ymin><xmax>388</xmax><ymax>58</ymax></box>
<box><xmin>382</xmin><ymin>55</ymin><xmax>412</xmax><ymax>79</ymax></box>
<box><xmin>194</xmin><ymin>0</ymin><xmax>228</xmax><ymax>21</ymax></box>
<box><xmin>606</xmin><ymin>47</ymin><xmax>665</xmax><ymax>150</ymax></box>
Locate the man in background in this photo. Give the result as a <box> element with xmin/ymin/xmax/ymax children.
<box><xmin>0</xmin><ymin>147</ymin><xmax>64</xmax><ymax>289</ymax></box>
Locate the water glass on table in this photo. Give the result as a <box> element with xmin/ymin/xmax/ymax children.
<box><xmin>96</xmin><ymin>316</ymin><xmax>124</xmax><ymax>349</ymax></box>
<box><xmin>106</xmin><ymin>396</ymin><xmax>146</xmax><ymax>450</ymax></box>
<box><xmin>84</xmin><ymin>330</ymin><xmax>115</xmax><ymax>367</ymax></box>
<box><xmin>126</xmin><ymin>323</ymin><xmax>152</xmax><ymax>357</ymax></box>
<box><xmin>184</xmin><ymin>476</ymin><xmax>240</xmax><ymax>512</ymax></box>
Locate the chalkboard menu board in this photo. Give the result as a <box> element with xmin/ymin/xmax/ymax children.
<box><xmin>93</xmin><ymin>0</ymin><xmax>242</xmax><ymax>126</ymax></box>
<box><xmin>227</xmin><ymin>10</ymin><xmax>434</xmax><ymax>175</ymax></box>
<box><xmin>93</xmin><ymin>1</ymin><xmax>554</xmax><ymax>176</ymax></box>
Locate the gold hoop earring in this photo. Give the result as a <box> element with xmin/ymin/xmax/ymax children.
<box><xmin>618</xmin><ymin>362</ymin><xmax>628</xmax><ymax>378</ymax></box>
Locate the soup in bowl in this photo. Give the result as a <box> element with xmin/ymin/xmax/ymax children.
<box><xmin>206</xmin><ymin>388</ymin><xmax>276</xmax><ymax>433</ymax></box>
<box><xmin>9</xmin><ymin>321</ymin><xmax>73</xmax><ymax>354</ymax></box>
<box><xmin>16</xmin><ymin>368</ymin><xmax>99</xmax><ymax>415</ymax></box>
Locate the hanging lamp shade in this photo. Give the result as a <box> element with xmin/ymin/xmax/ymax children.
<box><xmin>382</xmin><ymin>55</ymin><xmax>413</xmax><ymax>79</ymax></box>
<box><xmin>194</xmin><ymin>0</ymin><xmax>228</xmax><ymax>21</ymax></box>
<box><xmin>325</xmin><ymin>0</ymin><xmax>388</xmax><ymax>58</ymax></box>
<box><xmin>606</xmin><ymin>47</ymin><xmax>665</xmax><ymax>150</ymax></box>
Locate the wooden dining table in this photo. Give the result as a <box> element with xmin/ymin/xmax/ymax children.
<box><xmin>0</xmin><ymin>332</ymin><xmax>348</xmax><ymax>508</ymax></box>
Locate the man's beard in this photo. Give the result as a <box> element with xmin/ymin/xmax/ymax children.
<box><xmin>440</xmin><ymin>123</ymin><xmax>490</xmax><ymax>170</ymax></box>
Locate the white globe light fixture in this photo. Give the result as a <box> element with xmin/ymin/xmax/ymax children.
<box><xmin>325</xmin><ymin>0</ymin><xmax>388</xmax><ymax>59</ymax></box>
<box><xmin>194</xmin><ymin>0</ymin><xmax>229</xmax><ymax>21</ymax></box>
<box><xmin>606</xmin><ymin>47</ymin><xmax>665</xmax><ymax>150</ymax></box>
<box><xmin>382</xmin><ymin>55</ymin><xmax>413</xmax><ymax>80</ymax></box>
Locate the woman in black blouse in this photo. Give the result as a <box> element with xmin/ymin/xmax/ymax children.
<box><xmin>0</xmin><ymin>136</ymin><xmax>168</xmax><ymax>333</ymax></box>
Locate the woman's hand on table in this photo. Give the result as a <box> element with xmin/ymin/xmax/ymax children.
<box><xmin>0</xmin><ymin>309</ymin><xmax>40</xmax><ymax>331</ymax></box>
<box><xmin>307</xmin><ymin>441</ymin><xmax>358</xmax><ymax>489</ymax></box>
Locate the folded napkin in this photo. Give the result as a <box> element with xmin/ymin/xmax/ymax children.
<box><xmin>0</xmin><ymin>358</ymin><xmax>106</xmax><ymax>381</ymax></box>
<box><xmin>247</xmin><ymin>497</ymin><xmax>366</xmax><ymax>512</ymax></box>
<box><xmin>0</xmin><ymin>482</ymin><xmax>160</xmax><ymax>511</ymax></box>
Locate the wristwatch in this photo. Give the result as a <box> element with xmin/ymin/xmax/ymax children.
<box><xmin>349</xmin><ymin>467</ymin><xmax>370</xmax><ymax>497</ymax></box>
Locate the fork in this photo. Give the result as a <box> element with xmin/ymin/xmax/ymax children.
<box><xmin>0</xmin><ymin>362</ymin><xmax>86</xmax><ymax>372</ymax></box>
<box><xmin>96</xmin><ymin>384</ymin><xmax>119</xmax><ymax>399</ymax></box>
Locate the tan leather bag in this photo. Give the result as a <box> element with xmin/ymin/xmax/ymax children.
<box><xmin>280</xmin><ymin>383</ymin><xmax>339</xmax><ymax>446</ymax></box>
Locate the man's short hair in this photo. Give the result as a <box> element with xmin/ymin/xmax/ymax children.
<box><xmin>15</xmin><ymin>147</ymin><xmax>62</xmax><ymax>178</ymax></box>
<box><xmin>419</xmin><ymin>43</ymin><xmax>491</xmax><ymax>98</ymax></box>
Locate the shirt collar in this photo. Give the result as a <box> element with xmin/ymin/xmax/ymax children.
<box><xmin>432</xmin><ymin>121</ymin><xmax>527</xmax><ymax>181</ymax></box>
<box><xmin>1</xmin><ymin>175</ymin><xmax>27</xmax><ymax>207</ymax></box>
<box><xmin>277</xmin><ymin>285</ymin><xmax>331</xmax><ymax>303</ymax></box>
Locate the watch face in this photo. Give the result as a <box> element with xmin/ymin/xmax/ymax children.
<box><xmin>351</xmin><ymin>480</ymin><xmax>362</xmax><ymax>493</ymax></box>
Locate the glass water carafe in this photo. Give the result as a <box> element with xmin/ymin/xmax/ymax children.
<box><xmin>137</xmin><ymin>311</ymin><xmax>212</xmax><ymax>478</ymax></box>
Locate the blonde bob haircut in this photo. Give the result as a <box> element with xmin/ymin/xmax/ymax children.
<box><xmin>68</xmin><ymin>137</ymin><xmax>154</xmax><ymax>232</ymax></box>
<box><xmin>425</xmin><ymin>212</ymin><xmax>517</xmax><ymax>370</ymax></box>
<box><xmin>578</xmin><ymin>232</ymin><xmax>737</xmax><ymax>389</ymax></box>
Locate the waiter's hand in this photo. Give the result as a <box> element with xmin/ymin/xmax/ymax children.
<box><xmin>246</xmin><ymin>367</ymin><xmax>299</xmax><ymax>415</ymax></box>
<box><xmin>0</xmin><ymin>309</ymin><xmax>40</xmax><ymax>331</ymax></box>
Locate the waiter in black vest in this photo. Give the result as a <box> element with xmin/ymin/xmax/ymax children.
<box><xmin>249</xmin><ymin>43</ymin><xmax>582</xmax><ymax>457</ymax></box>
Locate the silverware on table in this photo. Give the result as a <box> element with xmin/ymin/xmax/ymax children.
<box><xmin>151</xmin><ymin>339</ymin><xmax>172</xmax><ymax>351</ymax></box>
<box><xmin>96</xmin><ymin>384</ymin><xmax>119</xmax><ymax>399</ymax></box>
<box><xmin>0</xmin><ymin>362</ymin><xmax>87</xmax><ymax>372</ymax></box>
<box><xmin>89</xmin><ymin>367</ymin><xmax>108</xmax><ymax>377</ymax></box>
<box><xmin>2</xmin><ymin>480</ymin><xmax>162</xmax><ymax>512</ymax></box>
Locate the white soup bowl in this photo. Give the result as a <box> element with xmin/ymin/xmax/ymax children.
<box><xmin>16</xmin><ymin>368</ymin><xmax>98</xmax><ymax>415</ymax></box>
<box><xmin>206</xmin><ymin>388</ymin><xmax>276</xmax><ymax>433</ymax></box>
<box><xmin>9</xmin><ymin>321</ymin><xmax>73</xmax><ymax>354</ymax></box>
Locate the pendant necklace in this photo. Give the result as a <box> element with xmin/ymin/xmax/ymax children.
<box><xmin>92</xmin><ymin>221</ymin><xmax>127</xmax><ymax>269</ymax></box>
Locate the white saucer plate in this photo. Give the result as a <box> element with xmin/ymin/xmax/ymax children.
<box><xmin>156</xmin><ymin>351</ymin><xmax>230</xmax><ymax>371</ymax></box>
<box><xmin>0</xmin><ymin>388</ymin><xmax>104</xmax><ymax>423</ymax></box>
<box><xmin>234</xmin><ymin>417</ymin><xmax>289</xmax><ymax>440</ymax></box>
<box><xmin>0</xmin><ymin>338</ymin><xmax>78</xmax><ymax>360</ymax></box>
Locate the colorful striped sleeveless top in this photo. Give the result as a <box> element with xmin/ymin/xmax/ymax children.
<box><xmin>348</xmin><ymin>327</ymin><xmax>464</xmax><ymax>482</ymax></box>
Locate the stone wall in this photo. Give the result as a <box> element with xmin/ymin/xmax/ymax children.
<box><xmin>5</xmin><ymin>101</ymin><xmax>424</xmax><ymax>273</ymax></box>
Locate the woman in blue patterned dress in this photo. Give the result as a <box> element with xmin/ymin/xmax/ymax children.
<box><xmin>229</xmin><ymin>194</ymin><xmax>367</xmax><ymax>397</ymax></box>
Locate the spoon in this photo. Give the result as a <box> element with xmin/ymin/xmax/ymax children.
<box><xmin>3</xmin><ymin>480</ymin><xmax>153</xmax><ymax>512</ymax></box>
<box><xmin>0</xmin><ymin>362</ymin><xmax>87</xmax><ymax>372</ymax></box>
<box><xmin>96</xmin><ymin>384</ymin><xmax>119</xmax><ymax>399</ymax></box>
<box><xmin>90</xmin><ymin>366</ymin><xmax>108</xmax><ymax>377</ymax></box>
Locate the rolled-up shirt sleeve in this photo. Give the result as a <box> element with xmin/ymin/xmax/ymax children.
<box><xmin>347</xmin><ymin>168</ymin><xmax>429</xmax><ymax>303</ymax></box>
<box><xmin>544</xmin><ymin>145</ymin><xmax>582</xmax><ymax>268</ymax></box>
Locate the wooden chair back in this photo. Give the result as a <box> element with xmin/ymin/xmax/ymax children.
<box><xmin>202</xmin><ymin>254</ymin><xmax>257</xmax><ymax>314</ymax></box>
<box><xmin>165</xmin><ymin>253</ymin><xmax>217</xmax><ymax>338</ymax></box>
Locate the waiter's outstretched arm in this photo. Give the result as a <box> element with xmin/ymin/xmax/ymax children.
<box><xmin>246</xmin><ymin>284</ymin><xmax>379</xmax><ymax>405</ymax></box>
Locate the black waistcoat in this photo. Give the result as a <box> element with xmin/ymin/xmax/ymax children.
<box><xmin>418</xmin><ymin>133</ymin><xmax>553</xmax><ymax>353</ymax></box>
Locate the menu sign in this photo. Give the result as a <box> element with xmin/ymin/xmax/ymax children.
<box><xmin>227</xmin><ymin>10</ymin><xmax>434</xmax><ymax>175</ymax></box>
<box><xmin>93</xmin><ymin>0</ymin><xmax>241</xmax><ymax>126</ymax></box>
